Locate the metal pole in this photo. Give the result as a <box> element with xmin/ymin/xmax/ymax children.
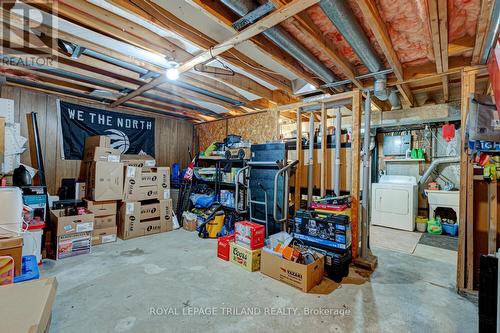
<box><xmin>361</xmin><ymin>91</ymin><xmax>371</xmax><ymax>259</ymax></box>
<box><xmin>307</xmin><ymin>113</ymin><xmax>314</xmax><ymax>207</ymax></box>
<box><xmin>334</xmin><ymin>108</ymin><xmax>342</xmax><ymax>196</ymax></box>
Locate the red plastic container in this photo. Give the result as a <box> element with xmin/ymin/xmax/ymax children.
<box><xmin>217</xmin><ymin>234</ymin><xmax>235</xmax><ymax>261</ymax></box>
<box><xmin>234</xmin><ymin>221</ymin><xmax>265</xmax><ymax>250</ymax></box>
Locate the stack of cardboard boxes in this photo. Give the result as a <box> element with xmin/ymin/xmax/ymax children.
<box><xmin>118</xmin><ymin>158</ymin><xmax>173</xmax><ymax>240</ymax></box>
<box><xmin>227</xmin><ymin>221</ymin><xmax>265</xmax><ymax>272</ymax></box>
<box><xmin>81</xmin><ymin>136</ymin><xmax>123</xmax><ymax>246</ymax></box>
<box><xmin>47</xmin><ymin>135</ymin><xmax>173</xmax><ymax>260</ymax></box>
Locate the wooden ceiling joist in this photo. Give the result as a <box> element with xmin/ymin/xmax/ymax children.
<box><xmin>110</xmin><ymin>0</ymin><xmax>321</xmax><ymax>108</ymax></box>
<box><xmin>109</xmin><ymin>0</ymin><xmax>294</xmax><ymax>94</ymax></box>
<box><xmin>472</xmin><ymin>0</ymin><xmax>496</xmax><ymax>65</ymax></box>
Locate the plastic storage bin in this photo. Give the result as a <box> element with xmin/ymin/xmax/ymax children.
<box><xmin>442</xmin><ymin>223</ymin><xmax>458</xmax><ymax>236</ymax></box>
<box><xmin>13</xmin><ymin>255</ymin><xmax>40</xmax><ymax>283</ymax></box>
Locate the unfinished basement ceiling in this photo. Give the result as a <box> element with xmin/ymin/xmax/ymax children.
<box><xmin>0</xmin><ymin>0</ymin><xmax>493</xmax><ymax>122</ymax></box>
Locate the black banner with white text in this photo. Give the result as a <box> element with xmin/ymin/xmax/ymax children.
<box><xmin>58</xmin><ymin>100</ymin><xmax>155</xmax><ymax>159</ymax></box>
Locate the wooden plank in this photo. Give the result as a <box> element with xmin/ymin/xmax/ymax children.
<box><xmin>472</xmin><ymin>0</ymin><xmax>495</xmax><ymax>64</ymax></box>
<box><xmin>488</xmin><ymin>181</ymin><xmax>498</xmax><ymax>254</ymax></box>
<box><xmin>111</xmin><ymin>0</ymin><xmax>320</xmax><ymax>107</ymax></box>
<box><xmin>351</xmin><ymin>89</ymin><xmax>362</xmax><ymax>259</ymax></box>
<box><xmin>438</xmin><ymin>0</ymin><xmax>449</xmax><ymax>102</ymax></box>
<box><xmin>294</xmin><ymin>109</ymin><xmax>303</xmax><ymax>211</ymax></box>
<box><xmin>320</xmin><ymin>103</ymin><xmax>327</xmax><ymax>197</ymax></box>
<box><xmin>428</xmin><ymin>0</ymin><xmax>443</xmax><ymax>73</ymax></box>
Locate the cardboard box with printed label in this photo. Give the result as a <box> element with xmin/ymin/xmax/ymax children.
<box><xmin>123</xmin><ymin>166</ymin><xmax>170</xmax><ymax>201</ymax></box>
<box><xmin>85</xmin><ymin>135</ymin><xmax>110</xmax><ymax>150</ymax></box>
<box><xmin>50</xmin><ymin>209</ymin><xmax>95</xmax><ymax>236</ymax></box>
<box><xmin>92</xmin><ymin>226</ymin><xmax>117</xmax><ymax>245</ymax></box>
<box><xmin>229</xmin><ymin>241</ymin><xmax>261</xmax><ymax>272</ymax></box>
<box><xmin>56</xmin><ymin>231</ymin><xmax>92</xmax><ymax>260</ymax></box>
<box><xmin>83</xmin><ymin>146</ymin><xmax>121</xmax><ymax>162</ymax></box>
<box><xmin>260</xmin><ymin>250</ymin><xmax>324</xmax><ymax>292</ymax></box>
<box><xmin>121</xmin><ymin>154</ymin><xmax>156</xmax><ymax>168</ymax></box>
<box><xmin>87</xmin><ymin>161</ymin><xmax>124</xmax><ymax>201</ymax></box>
<box><xmin>0</xmin><ymin>237</ymin><xmax>23</xmax><ymax>276</ymax></box>
<box><xmin>118</xmin><ymin>199</ymin><xmax>172</xmax><ymax>240</ymax></box>
<box><xmin>94</xmin><ymin>215</ymin><xmax>116</xmax><ymax>229</ymax></box>
<box><xmin>85</xmin><ymin>199</ymin><xmax>117</xmax><ymax>217</ymax></box>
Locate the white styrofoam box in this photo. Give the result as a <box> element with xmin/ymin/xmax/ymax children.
<box><xmin>0</xmin><ymin>99</ymin><xmax>15</xmax><ymax>124</ymax></box>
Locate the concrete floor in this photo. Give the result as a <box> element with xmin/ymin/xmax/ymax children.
<box><xmin>42</xmin><ymin>229</ymin><xmax>478</xmax><ymax>333</ymax></box>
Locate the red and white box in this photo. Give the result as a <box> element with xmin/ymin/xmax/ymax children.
<box><xmin>217</xmin><ymin>234</ymin><xmax>235</xmax><ymax>261</ymax></box>
<box><xmin>235</xmin><ymin>221</ymin><xmax>265</xmax><ymax>250</ymax></box>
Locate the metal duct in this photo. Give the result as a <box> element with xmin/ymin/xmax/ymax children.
<box><xmin>388</xmin><ymin>89</ymin><xmax>401</xmax><ymax>110</ymax></box>
<box><xmin>319</xmin><ymin>0</ymin><xmax>400</xmax><ymax>107</ymax></box>
<box><xmin>220</xmin><ymin>0</ymin><xmax>339</xmax><ymax>84</ymax></box>
<box><xmin>418</xmin><ymin>157</ymin><xmax>460</xmax><ymax>186</ymax></box>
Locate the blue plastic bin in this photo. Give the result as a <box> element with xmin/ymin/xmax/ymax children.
<box><xmin>13</xmin><ymin>255</ymin><xmax>40</xmax><ymax>283</ymax></box>
<box><xmin>442</xmin><ymin>223</ymin><xmax>458</xmax><ymax>237</ymax></box>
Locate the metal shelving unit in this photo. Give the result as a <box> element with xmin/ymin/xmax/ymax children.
<box><xmin>196</xmin><ymin>157</ymin><xmax>247</xmax><ymax>213</ymax></box>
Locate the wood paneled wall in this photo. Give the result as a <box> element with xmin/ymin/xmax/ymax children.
<box><xmin>0</xmin><ymin>86</ymin><xmax>194</xmax><ymax>195</ymax></box>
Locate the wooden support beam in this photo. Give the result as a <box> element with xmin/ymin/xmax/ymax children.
<box><xmin>294</xmin><ymin>108</ymin><xmax>303</xmax><ymax>212</ymax></box>
<box><xmin>472</xmin><ymin>0</ymin><xmax>496</xmax><ymax>64</ymax></box>
<box><xmin>351</xmin><ymin>89</ymin><xmax>362</xmax><ymax>259</ymax></box>
<box><xmin>438</xmin><ymin>0</ymin><xmax>449</xmax><ymax>102</ymax></box>
<box><xmin>354</xmin><ymin>0</ymin><xmax>414</xmax><ymax>106</ymax></box>
<box><xmin>458</xmin><ymin>68</ymin><xmax>477</xmax><ymax>291</ymax></box>
<box><xmin>111</xmin><ymin>0</ymin><xmax>320</xmax><ymax>107</ymax></box>
<box><xmin>488</xmin><ymin>181</ymin><xmax>498</xmax><ymax>255</ymax></box>
<box><xmin>320</xmin><ymin>103</ymin><xmax>327</xmax><ymax>197</ymax></box>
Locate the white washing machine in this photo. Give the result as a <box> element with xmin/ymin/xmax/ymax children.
<box><xmin>371</xmin><ymin>175</ymin><xmax>418</xmax><ymax>231</ymax></box>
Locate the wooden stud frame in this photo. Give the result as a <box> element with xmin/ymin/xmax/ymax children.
<box><xmin>286</xmin><ymin>90</ymin><xmax>362</xmax><ymax>258</ymax></box>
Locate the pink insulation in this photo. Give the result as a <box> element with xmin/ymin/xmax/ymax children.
<box><xmin>448</xmin><ymin>0</ymin><xmax>480</xmax><ymax>42</ymax></box>
<box><xmin>375</xmin><ymin>0</ymin><xmax>434</xmax><ymax>66</ymax></box>
<box><xmin>280</xmin><ymin>17</ymin><xmax>349</xmax><ymax>79</ymax></box>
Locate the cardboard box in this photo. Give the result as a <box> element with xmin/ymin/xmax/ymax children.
<box><xmin>217</xmin><ymin>234</ymin><xmax>235</xmax><ymax>261</ymax></box>
<box><xmin>123</xmin><ymin>166</ymin><xmax>170</xmax><ymax>201</ymax></box>
<box><xmin>121</xmin><ymin>154</ymin><xmax>156</xmax><ymax>168</ymax></box>
<box><xmin>235</xmin><ymin>221</ymin><xmax>265</xmax><ymax>250</ymax></box>
<box><xmin>88</xmin><ymin>161</ymin><xmax>124</xmax><ymax>201</ymax></box>
<box><xmin>260</xmin><ymin>250</ymin><xmax>324</xmax><ymax>292</ymax></box>
<box><xmin>118</xmin><ymin>199</ymin><xmax>172</xmax><ymax>240</ymax></box>
<box><xmin>50</xmin><ymin>209</ymin><xmax>95</xmax><ymax>236</ymax></box>
<box><xmin>56</xmin><ymin>231</ymin><xmax>92</xmax><ymax>260</ymax></box>
<box><xmin>95</xmin><ymin>215</ymin><xmax>116</xmax><ymax>229</ymax></box>
<box><xmin>92</xmin><ymin>226</ymin><xmax>117</xmax><ymax>245</ymax></box>
<box><xmin>85</xmin><ymin>199</ymin><xmax>117</xmax><ymax>217</ymax></box>
<box><xmin>0</xmin><ymin>237</ymin><xmax>22</xmax><ymax>276</ymax></box>
<box><xmin>83</xmin><ymin>146</ymin><xmax>120</xmax><ymax>162</ymax></box>
<box><xmin>0</xmin><ymin>277</ymin><xmax>57</xmax><ymax>333</ymax></box>
<box><xmin>229</xmin><ymin>242</ymin><xmax>261</xmax><ymax>272</ymax></box>
<box><xmin>85</xmin><ymin>135</ymin><xmax>110</xmax><ymax>150</ymax></box>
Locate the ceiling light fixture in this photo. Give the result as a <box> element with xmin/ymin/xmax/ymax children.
<box><xmin>165</xmin><ymin>60</ymin><xmax>180</xmax><ymax>81</ymax></box>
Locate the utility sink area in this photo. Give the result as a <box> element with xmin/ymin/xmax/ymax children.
<box><xmin>424</xmin><ymin>190</ymin><xmax>460</xmax><ymax>224</ymax></box>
